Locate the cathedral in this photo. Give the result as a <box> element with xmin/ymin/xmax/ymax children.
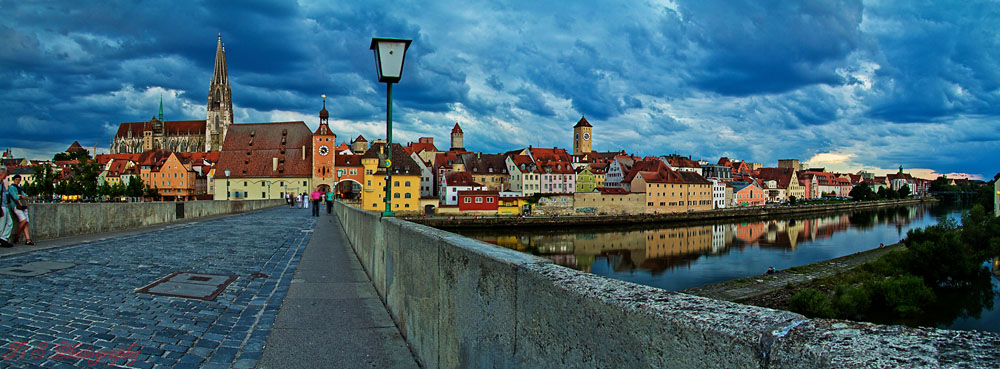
<box><xmin>111</xmin><ymin>34</ymin><xmax>234</xmax><ymax>154</ymax></box>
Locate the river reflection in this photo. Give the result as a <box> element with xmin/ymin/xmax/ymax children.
<box><xmin>462</xmin><ymin>205</ymin><xmax>924</xmax><ymax>276</ymax></box>
<box><xmin>455</xmin><ymin>201</ymin><xmax>1000</xmax><ymax>333</ymax></box>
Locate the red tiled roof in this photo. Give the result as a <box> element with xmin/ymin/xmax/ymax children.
<box><xmin>529</xmin><ymin>147</ymin><xmax>572</xmax><ymax>163</ymax></box>
<box><xmin>408</xmin><ymin>141</ymin><xmax>438</xmax><ymax>154</ymax></box>
<box><xmin>598</xmin><ymin>188</ymin><xmax>629</xmax><ymax>194</ymax></box>
<box><xmin>215</xmin><ymin>122</ymin><xmax>313</xmax><ymax>178</ymax></box>
<box><xmin>444</xmin><ymin>171</ymin><xmax>480</xmax><ymax>187</ymax></box>
<box><xmin>574</xmin><ymin>116</ymin><xmax>592</xmax><ymax>128</ymax></box>
<box><xmin>457</xmin><ymin>190</ymin><xmax>498</xmax><ymax>197</ymax></box>
<box><xmin>451</xmin><ymin>123</ymin><xmax>463</xmax><ymax>134</ymax></box>
<box><xmin>96</xmin><ymin>154</ymin><xmax>138</xmax><ymax>165</ymax></box>
<box><xmin>115</xmin><ymin>120</ymin><xmax>207</xmax><ymax>138</ymax></box>
<box><xmin>362</xmin><ymin>142</ymin><xmax>422</xmax><ymax>175</ymax></box>
<box><xmin>354</xmin><ymin>135</ymin><xmax>367</xmax><ymax>142</ymax></box>
<box><xmin>622</xmin><ymin>160</ymin><xmax>666</xmax><ymax>183</ymax></box>
<box><xmin>755</xmin><ymin>168</ymin><xmax>795</xmax><ymax>188</ymax></box>
<box><xmin>663</xmin><ymin>154</ymin><xmax>701</xmax><ymax>169</ymax></box>
<box><xmin>335</xmin><ymin>154</ymin><xmax>363</xmax><ymax>167</ymax></box>
<box><xmin>536</xmin><ymin>160</ymin><xmax>575</xmax><ymax>174</ymax></box>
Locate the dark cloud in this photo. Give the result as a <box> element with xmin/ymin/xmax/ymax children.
<box><xmin>678</xmin><ymin>0</ymin><xmax>865</xmax><ymax>95</ymax></box>
<box><xmin>0</xmin><ymin>0</ymin><xmax>997</xmax><ymax>177</ymax></box>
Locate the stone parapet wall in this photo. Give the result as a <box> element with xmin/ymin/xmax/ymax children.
<box><xmin>27</xmin><ymin>199</ymin><xmax>285</xmax><ymax>241</ymax></box>
<box><xmin>335</xmin><ymin>201</ymin><xmax>1000</xmax><ymax>368</ymax></box>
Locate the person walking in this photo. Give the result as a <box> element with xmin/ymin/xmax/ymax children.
<box><xmin>310</xmin><ymin>188</ymin><xmax>322</xmax><ymax>217</ymax></box>
<box><xmin>0</xmin><ymin>168</ymin><xmax>13</xmax><ymax>248</ymax></box>
<box><xmin>7</xmin><ymin>175</ymin><xmax>33</xmax><ymax>245</ymax></box>
<box><xmin>298</xmin><ymin>193</ymin><xmax>304</xmax><ymax>209</ymax></box>
<box><xmin>286</xmin><ymin>193</ymin><xmax>294</xmax><ymax>208</ymax></box>
<box><xmin>325</xmin><ymin>190</ymin><xmax>334</xmax><ymax>215</ymax></box>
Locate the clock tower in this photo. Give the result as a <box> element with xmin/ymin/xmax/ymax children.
<box><xmin>312</xmin><ymin>95</ymin><xmax>337</xmax><ymax>191</ymax></box>
<box><xmin>573</xmin><ymin>115</ymin><xmax>592</xmax><ymax>156</ymax></box>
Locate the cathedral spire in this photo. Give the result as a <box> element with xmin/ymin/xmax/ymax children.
<box><xmin>212</xmin><ymin>33</ymin><xmax>228</xmax><ymax>85</ymax></box>
<box><xmin>158</xmin><ymin>94</ymin><xmax>164</xmax><ymax>122</ymax></box>
<box><xmin>206</xmin><ymin>33</ymin><xmax>234</xmax><ymax>152</ymax></box>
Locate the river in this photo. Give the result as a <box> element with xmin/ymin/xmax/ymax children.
<box><xmin>452</xmin><ymin>201</ymin><xmax>1000</xmax><ymax>333</ymax></box>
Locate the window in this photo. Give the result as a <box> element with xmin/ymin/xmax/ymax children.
<box><xmin>367</xmin><ymin>180</ymin><xmax>372</xmax><ymax>186</ymax></box>
<box><xmin>464</xmin><ymin>197</ymin><xmax>471</xmax><ymax>203</ymax></box>
<box><xmin>486</xmin><ymin>197</ymin><xmax>494</xmax><ymax>203</ymax></box>
<box><xmin>648</xmin><ymin>202</ymin><xmax>653</xmax><ymax>206</ymax></box>
<box><xmin>405</xmin><ymin>181</ymin><xmax>411</xmax><ymax>186</ymax></box>
<box><xmin>475</xmin><ymin>197</ymin><xmax>483</xmax><ymax>203</ymax></box>
<box><xmin>262</xmin><ymin>182</ymin><xmax>266</xmax><ymax>187</ymax></box>
<box><xmin>404</xmin><ymin>193</ymin><xmax>411</xmax><ymax>199</ymax></box>
<box><xmin>394</xmin><ymin>193</ymin><xmax>400</xmax><ymax>198</ymax></box>
<box><xmin>244</xmin><ymin>181</ymin><xmax>247</xmax><ymax>186</ymax></box>
<box><xmin>262</xmin><ymin>192</ymin><xmax>266</xmax><ymax>198</ymax></box>
<box><xmin>303</xmin><ymin>181</ymin><xmax>307</xmax><ymax>186</ymax></box>
<box><xmin>394</xmin><ymin>181</ymin><xmax>400</xmax><ymax>186</ymax></box>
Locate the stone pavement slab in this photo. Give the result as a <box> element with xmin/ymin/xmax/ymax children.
<box><xmin>256</xmin><ymin>213</ymin><xmax>419</xmax><ymax>369</ymax></box>
<box><xmin>0</xmin><ymin>206</ymin><xmax>316</xmax><ymax>368</ymax></box>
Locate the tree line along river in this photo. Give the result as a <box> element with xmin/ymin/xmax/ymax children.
<box><xmin>451</xmin><ymin>200</ymin><xmax>999</xmax><ymax>333</ymax></box>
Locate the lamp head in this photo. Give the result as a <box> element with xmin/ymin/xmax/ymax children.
<box><xmin>370</xmin><ymin>37</ymin><xmax>412</xmax><ymax>83</ymax></box>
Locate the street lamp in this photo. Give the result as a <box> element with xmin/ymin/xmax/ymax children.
<box><xmin>370</xmin><ymin>37</ymin><xmax>412</xmax><ymax>217</ymax></box>
<box><xmin>224</xmin><ymin>169</ymin><xmax>230</xmax><ymax>200</ymax></box>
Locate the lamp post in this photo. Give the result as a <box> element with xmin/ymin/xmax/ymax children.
<box><xmin>224</xmin><ymin>169</ymin><xmax>230</xmax><ymax>200</ymax></box>
<box><xmin>370</xmin><ymin>37</ymin><xmax>412</xmax><ymax>217</ymax></box>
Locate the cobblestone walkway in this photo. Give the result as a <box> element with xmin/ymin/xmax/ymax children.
<box><xmin>0</xmin><ymin>207</ymin><xmax>316</xmax><ymax>369</ymax></box>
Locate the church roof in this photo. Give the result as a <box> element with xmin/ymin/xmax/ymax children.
<box><xmin>574</xmin><ymin>116</ymin><xmax>592</xmax><ymax>128</ymax></box>
<box><xmin>215</xmin><ymin>122</ymin><xmax>313</xmax><ymax>178</ymax></box>
<box><xmin>115</xmin><ymin>120</ymin><xmax>207</xmax><ymax>138</ymax></box>
<box><xmin>66</xmin><ymin>141</ymin><xmax>87</xmax><ymax>153</ymax></box>
<box><xmin>354</xmin><ymin>135</ymin><xmax>367</xmax><ymax>142</ymax></box>
<box><xmin>451</xmin><ymin>123</ymin><xmax>463</xmax><ymax>134</ymax></box>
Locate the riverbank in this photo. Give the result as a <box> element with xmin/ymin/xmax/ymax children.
<box><xmin>681</xmin><ymin>243</ymin><xmax>906</xmax><ymax>304</ymax></box>
<box><xmin>411</xmin><ymin>198</ymin><xmax>933</xmax><ymax>229</ymax></box>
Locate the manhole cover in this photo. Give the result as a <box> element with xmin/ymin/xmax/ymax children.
<box><xmin>136</xmin><ymin>272</ymin><xmax>237</xmax><ymax>301</ymax></box>
<box><xmin>0</xmin><ymin>262</ymin><xmax>76</xmax><ymax>277</ymax></box>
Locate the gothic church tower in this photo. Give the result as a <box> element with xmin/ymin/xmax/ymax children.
<box><xmin>573</xmin><ymin>115</ymin><xmax>592</xmax><ymax>156</ymax></box>
<box><xmin>206</xmin><ymin>34</ymin><xmax>234</xmax><ymax>152</ymax></box>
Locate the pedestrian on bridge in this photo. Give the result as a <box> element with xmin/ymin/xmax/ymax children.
<box><xmin>7</xmin><ymin>175</ymin><xmax>32</xmax><ymax>245</ymax></box>
<box><xmin>310</xmin><ymin>189</ymin><xmax>322</xmax><ymax>217</ymax></box>
<box><xmin>0</xmin><ymin>167</ymin><xmax>13</xmax><ymax>248</ymax></box>
<box><xmin>325</xmin><ymin>190</ymin><xmax>334</xmax><ymax>215</ymax></box>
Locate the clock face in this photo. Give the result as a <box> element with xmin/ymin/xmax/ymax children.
<box><xmin>583</xmin><ymin>132</ymin><xmax>590</xmax><ymax>141</ymax></box>
<box><xmin>318</xmin><ymin>145</ymin><xmax>329</xmax><ymax>156</ymax></box>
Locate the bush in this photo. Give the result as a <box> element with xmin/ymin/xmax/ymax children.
<box><xmin>867</xmin><ymin>274</ymin><xmax>935</xmax><ymax>317</ymax></box>
<box><xmin>789</xmin><ymin>288</ymin><xmax>836</xmax><ymax>318</ymax></box>
<box><xmin>833</xmin><ymin>285</ymin><xmax>871</xmax><ymax>319</ymax></box>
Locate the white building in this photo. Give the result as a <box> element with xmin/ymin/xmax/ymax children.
<box><xmin>711</xmin><ymin>178</ymin><xmax>727</xmax><ymax>209</ymax></box>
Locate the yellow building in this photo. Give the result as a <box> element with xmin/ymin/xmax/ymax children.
<box><xmin>626</xmin><ymin>161</ymin><xmax>713</xmax><ymax>214</ymax></box>
<box><xmin>498</xmin><ymin>197</ymin><xmax>531</xmax><ymax>215</ymax></box>
<box><xmin>362</xmin><ymin>142</ymin><xmax>421</xmax><ymax>213</ymax></box>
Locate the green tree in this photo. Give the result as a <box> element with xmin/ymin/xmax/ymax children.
<box><xmin>850</xmin><ymin>183</ymin><xmax>876</xmax><ymax>201</ymax></box>
<box><xmin>898</xmin><ymin>185</ymin><xmax>911</xmax><ymax>198</ymax></box>
<box><xmin>126</xmin><ymin>177</ymin><xmax>145</xmax><ymax>198</ymax></box>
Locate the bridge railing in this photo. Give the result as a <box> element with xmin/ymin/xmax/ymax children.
<box><xmin>334</xmin><ymin>201</ymin><xmax>999</xmax><ymax>369</ymax></box>
<box><xmin>25</xmin><ymin>199</ymin><xmax>286</xmax><ymax>241</ymax></box>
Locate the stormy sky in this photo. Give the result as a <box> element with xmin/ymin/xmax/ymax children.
<box><xmin>1</xmin><ymin>0</ymin><xmax>997</xmax><ymax>179</ymax></box>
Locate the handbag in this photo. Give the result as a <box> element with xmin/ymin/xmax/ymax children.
<box><xmin>15</xmin><ymin>199</ymin><xmax>27</xmax><ymax>210</ymax></box>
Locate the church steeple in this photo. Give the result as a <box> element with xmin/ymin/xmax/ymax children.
<box><xmin>205</xmin><ymin>33</ymin><xmax>234</xmax><ymax>152</ymax></box>
<box><xmin>158</xmin><ymin>94</ymin><xmax>164</xmax><ymax>122</ymax></box>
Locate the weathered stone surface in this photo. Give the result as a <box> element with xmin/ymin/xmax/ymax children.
<box><xmin>767</xmin><ymin>320</ymin><xmax>1000</xmax><ymax>368</ymax></box>
<box><xmin>334</xmin><ymin>201</ymin><xmax>1000</xmax><ymax>369</ymax></box>
<box><xmin>28</xmin><ymin>200</ymin><xmax>284</xmax><ymax>241</ymax></box>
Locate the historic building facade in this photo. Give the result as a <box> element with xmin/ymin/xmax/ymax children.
<box><xmin>111</xmin><ymin>35</ymin><xmax>234</xmax><ymax>154</ymax></box>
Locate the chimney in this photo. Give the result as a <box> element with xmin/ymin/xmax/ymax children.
<box><xmin>302</xmin><ymin>146</ymin><xmax>306</xmax><ymax>160</ymax></box>
<box><xmin>273</xmin><ymin>157</ymin><xmax>278</xmax><ymax>172</ymax></box>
